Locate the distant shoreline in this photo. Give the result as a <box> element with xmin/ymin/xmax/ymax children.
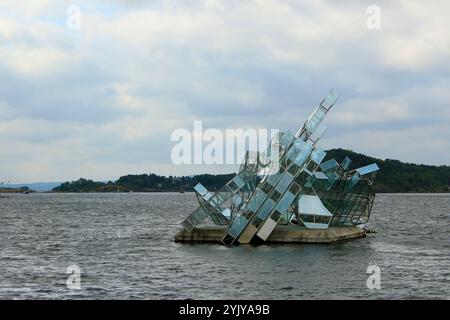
<box><xmin>0</xmin><ymin>188</ymin><xmax>33</xmax><ymax>194</ymax></box>
<box><xmin>4</xmin><ymin>149</ymin><xmax>450</xmax><ymax>194</ymax></box>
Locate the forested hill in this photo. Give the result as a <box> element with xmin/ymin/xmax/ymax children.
<box><xmin>325</xmin><ymin>149</ymin><xmax>450</xmax><ymax>193</ymax></box>
<box><xmin>52</xmin><ymin>174</ymin><xmax>236</xmax><ymax>193</ymax></box>
<box><xmin>52</xmin><ymin>149</ymin><xmax>450</xmax><ymax>193</ymax></box>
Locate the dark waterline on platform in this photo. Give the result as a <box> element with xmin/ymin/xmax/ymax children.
<box><xmin>0</xmin><ymin>193</ymin><xmax>449</xmax><ymax>299</ymax></box>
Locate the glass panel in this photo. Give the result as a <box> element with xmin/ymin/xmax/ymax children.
<box><xmin>311</xmin><ymin>147</ymin><xmax>326</xmax><ymax>165</ymax></box>
<box><xmin>286</xmin><ymin>138</ymin><xmax>307</xmax><ymax>161</ymax></box>
<box><xmin>305</xmin><ymin>104</ymin><xmax>329</xmax><ymax>134</ymax></box>
<box><xmin>266</xmin><ymin>171</ymin><xmax>281</xmax><ymax>186</ymax></box>
<box><xmin>341</xmin><ymin>156</ymin><xmax>352</xmax><ymax>171</ymax></box>
<box><xmin>345</xmin><ymin>175</ymin><xmax>360</xmax><ymax>192</ymax></box>
<box><xmin>231</xmin><ymin>175</ymin><xmax>245</xmax><ymax>189</ymax></box>
<box><xmin>275</xmin><ymin>191</ymin><xmax>295</xmax><ymax>212</ymax></box>
<box><xmin>228</xmin><ymin>215</ymin><xmax>248</xmax><ymax>238</ymax></box>
<box><xmin>194</xmin><ymin>183</ymin><xmax>208</xmax><ymax>196</ymax></box>
<box><xmin>280</xmin><ymin>130</ymin><xmax>294</xmax><ymax>148</ymax></box>
<box><xmin>356</xmin><ymin>163</ymin><xmax>380</xmax><ymax>176</ymax></box>
<box><xmin>227</xmin><ymin>181</ymin><xmax>238</xmax><ymax>192</ymax></box>
<box><xmin>321</xmin><ymin>89</ymin><xmax>340</xmax><ymax>110</ymax></box>
<box><xmin>293</xmin><ymin>143</ymin><xmax>313</xmax><ymax>166</ymax></box>
<box><xmin>275</xmin><ymin>172</ymin><xmax>294</xmax><ymax>194</ymax></box>
<box><xmin>298</xmin><ymin>194</ymin><xmax>333</xmax><ymax>216</ymax></box>
<box><xmin>233</xmin><ymin>194</ymin><xmax>242</xmax><ymax>206</ymax></box>
<box><xmin>181</xmin><ymin>206</ymin><xmax>209</xmax><ymax>231</ymax></box>
<box><xmin>310</xmin><ymin>123</ymin><xmax>327</xmax><ymax>141</ymax></box>
<box><xmin>320</xmin><ymin>159</ymin><xmax>339</xmax><ymax>172</ymax></box>
<box><xmin>256</xmin><ymin>198</ymin><xmax>276</xmax><ymax>220</ymax></box>
<box><xmin>246</xmin><ymin>190</ymin><xmax>267</xmax><ymax>212</ymax></box>
<box><xmin>314</xmin><ymin>171</ymin><xmax>328</xmax><ymax>180</ymax></box>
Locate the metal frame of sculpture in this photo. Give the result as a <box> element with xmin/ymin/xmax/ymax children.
<box><xmin>180</xmin><ymin>90</ymin><xmax>379</xmax><ymax>245</ymax></box>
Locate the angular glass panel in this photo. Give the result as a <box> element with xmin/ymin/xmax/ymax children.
<box><xmin>321</xmin><ymin>89</ymin><xmax>340</xmax><ymax>110</ymax></box>
<box><xmin>256</xmin><ymin>198</ymin><xmax>276</xmax><ymax>220</ymax></box>
<box><xmin>275</xmin><ymin>191</ymin><xmax>295</xmax><ymax>212</ymax></box>
<box><xmin>311</xmin><ymin>147</ymin><xmax>327</xmax><ymax>165</ymax></box>
<box><xmin>275</xmin><ymin>172</ymin><xmax>294</xmax><ymax>194</ymax></box>
<box><xmin>233</xmin><ymin>194</ymin><xmax>242</xmax><ymax>206</ymax></box>
<box><xmin>181</xmin><ymin>206</ymin><xmax>209</xmax><ymax>231</ymax></box>
<box><xmin>221</xmin><ymin>208</ymin><xmax>231</xmax><ymax>218</ymax></box>
<box><xmin>305</xmin><ymin>104</ymin><xmax>329</xmax><ymax>135</ymax></box>
<box><xmin>341</xmin><ymin>156</ymin><xmax>352</xmax><ymax>171</ymax></box>
<box><xmin>345</xmin><ymin>175</ymin><xmax>360</xmax><ymax>192</ymax></box>
<box><xmin>246</xmin><ymin>190</ymin><xmax>267</xmax><ymax>212</ymax></box>
<box><xmin>228</xmin><ymin>215</ymin><xmax>248</xmax><ymax>238</ymax></box>
<box><xmin>266</xmin><ymin>171</ymin><xmax>281</xmax><ymax>186</ymax></box>
<box><xmin>298</xmin><ymin>195</ymin><xmax>333</xmax><ymax>216</ymax></box>
<box><xmin>280</xmin><ymin>130</ymin><xmax>294</xmax><ymax>148</ymax></box>
<box><xmin>320</xmin><ymin>159</ymin><xmax>339</xmax><ymax>172</ymax></box>
<box><xmin>231</xmin><ymin>175</ymin><xmax>245</xmax><ymax>189</ymax></box>
<box><xmin>287</xmin><ymin>138</ymin><xmax>307</xmax><ymax>161</ymax></box>
<box><xmin>314</xmin><ymin>171</ymin><xmax>329</xmax><ymax>180</ymax></box>
<box><xmin>293</xmin><ymin>144</ymin><xmax>313</xmax><ymax>166</ymax></box>
<box><xmin>356</xmin><ymin>163</ymin><xmax>380</xmax><ymax>176</ymax></box>
<box><xmin>310</xmin><ymin>123</ymin><xmax>327</xmax><ymax>141</ymax></box>
<box><xmin>194</xmin><ymin>183</ymin><xmax>208</xmax><ymax>196</ymax></box>
<box><xmin>325</xmin><ymin>171</ymin><xmax>340</xmax><ymax>191</ymax></box>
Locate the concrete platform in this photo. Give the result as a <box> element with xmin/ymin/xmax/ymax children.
<box><xmin>174</xmin><ymin>225</ymin><xmax>366</xmax><ymax>244</ymax></box>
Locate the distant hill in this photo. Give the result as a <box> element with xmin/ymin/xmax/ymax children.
<box><xmin>5</xmin><ymin>182</ymin><xmax>62</xmax><ymax>192</ymax></box>
<box><xmin>325</xmin><ymin>149</ymin><xmax>450</xmax><ymax>193</ymax></box>
<box><xmin>52</xmin><ymin>174</ymin><xmax>236</xmax><ymax>193</ymax></box>
<box><xmin>0</xmin><ymin>186</ymin><xmax>32</xmax><ymax>193</ymax></box>
<box><xmin>52</xmin><ymin>149</ymin><xmax>450</xmax><ymax>193</ymax></box>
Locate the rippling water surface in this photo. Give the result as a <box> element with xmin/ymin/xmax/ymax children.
<box><xmin>0</xmin><ymin>193</ymin><xmax>449</xmax><ymax>299</ymax></box>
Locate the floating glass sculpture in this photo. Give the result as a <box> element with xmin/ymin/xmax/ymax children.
<box><xmin>181</xmin><ymin>90</ymin><xmax>379</xmax><ymax>245</ymax></box>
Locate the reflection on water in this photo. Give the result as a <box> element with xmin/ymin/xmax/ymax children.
<box><xmin>0</xmin><ymin>192</ymin><xmax>449</xmax><ymax>299</ymax></box>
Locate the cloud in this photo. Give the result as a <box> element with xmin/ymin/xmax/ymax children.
<box><xmin>0</xmin><ymin>0</ymin><xmax>449</xmax><ymax>182</ymax></box>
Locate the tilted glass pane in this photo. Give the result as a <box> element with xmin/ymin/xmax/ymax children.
<box><xmin>267</xmin><ymin>171</ymin><xmax>281</xmax><ymax>186</ymax></box>
<box><xmin>356</xmin><ymin>163</ymin><xmax>380</xmax><ymax>176</ymax></box>
<box><xmin>233</xmin><ymin>194</ymin><xmax>242</xmax><ymax>206</ymax></box>
<box><xmin>228</xmin><ymin>215</ymin><xmax>248</xmax><ymax>238</ymax></box>
<box><xmin>345</xmin><ymin>175</ymin><xmax>360</xmax><ymax>192</ymax></box>
<box><xmin>311</xmin><ymin>147</ymin><xmax>327</xmax><ymax>165</ymax></box>
<box><xmin>231</xmin><ymin>175</ymin><xmax>245</xmax><ymax>189</ymax></box>
<box><xmin>246</xmin><ymin>190</ymin><xmax>268</xmax><ymax>212</ymax></box>
<box><xmin>306</xmin><ymin>105</ymin><xmax>327</xmax><ymax>133</ymax></box>
<box><xmin>320</xmin><ymin>159</ymin><xmax>339</xmax><ymax>172</ymax></box>
<box><xmin>314</xmin><ymin>171</ymin><xmax>329</xmax><ymax>180</ymax></box>
<box><xmin>194</xmin><ymin>183</ymin><xmax>208</xmax><ymax>196</ymax></box>
<box><xmin>275</xmin><ymin>191</ymin><xmax>296</xmax><ymax>212</ymax></box>
<box><xmin>256</xmin><ymin>198</ymin><xmax>276</xmax><ymax>220</ymax></box>
<box><xmin>275</xmin><ymin>172</ymin><xmax>294</xmax><ymax>194</ymax></box>
<box><xmin>321</xmin><ymin>89</ymin><xmax>340</xmax><ymax>110</ymax></box>
<box><xmin>293</xmin><ymin>143</ymin><xmax>313</xmax><ymax>166</ymax></box>
<box><xmin>287</xmin><ymin>138</ymin><xmax>307</xmax><ymax>161</ymax></box>
<box><xmin>298</xmin><ymin>195</ymin><xmax>333</xmax><ymax>216</ymax></box>
<box><xmin>310</xmin><ymin>123</ymin><xmax>327</xmax><ymax>141</ymax></box>
<box><xmin>341</xmin><ymin>156</ymin><xmax>352</xmax><ymax>171</ymax></box>
<box><xmin>280</xmin><ymin>130</ymin><xmax>294</xmax><ymax>148</ymax></box>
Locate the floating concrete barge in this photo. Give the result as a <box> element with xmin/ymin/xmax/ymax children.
<box><xmin>175</xmin><ymin>225</ymin><xmax>366</xmax><ymax>244</ymax></box>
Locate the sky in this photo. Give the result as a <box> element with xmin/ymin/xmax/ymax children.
<box><xmin>0</xmin><ymin>0</ymin><xmax>449</xmax><ymax>183</ymax></box>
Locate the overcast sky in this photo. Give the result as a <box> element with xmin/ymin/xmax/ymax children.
<box><xmin>1</xmin><ymin>0</ymin><xmax>449</xmax><ymax>183</ymax></box>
